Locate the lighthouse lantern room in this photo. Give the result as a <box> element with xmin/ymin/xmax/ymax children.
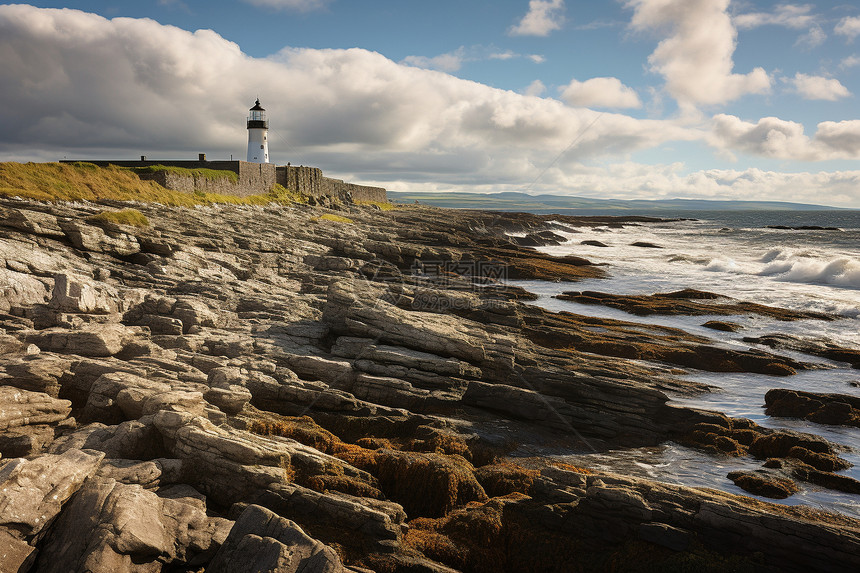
<box><xmin>246</xmin><ymin>99</ymin><xmax>269</xmax><ymax>163</ymax></box>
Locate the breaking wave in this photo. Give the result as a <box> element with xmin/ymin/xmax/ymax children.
<box><xmin>758</xmin><ymin>255</ymin><xmax>860</xmax><ymax>289</ymax></box>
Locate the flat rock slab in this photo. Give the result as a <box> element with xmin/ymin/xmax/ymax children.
<box><xmin>555</xmin><ymin>289</ymin><xmax>834</xmax><ymax>321</ymax></box>
<box><xmin>24</xmin><ymin>324</ymin><xmax>142</xmax><ymax>357</ymax></box>
<box><xmin>0</xmin><ymin>386</ymin><xmax>71</xmax><ymax>432</ymax></box>
<box><xmin>0</xmin><ymin>448</ymin><xmax>104</xmax><ymax>537</ymax></box>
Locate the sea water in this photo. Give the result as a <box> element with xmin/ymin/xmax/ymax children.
<box><xmin>509</xmin><ymin>210</ymin><xmax>860</xmax><ymax>517</ymax></box>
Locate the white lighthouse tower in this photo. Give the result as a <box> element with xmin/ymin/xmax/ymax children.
<box><xmin>246</xmin><ymin>99</ymin><xmax>269</xmax><ymax>163</ymax></box>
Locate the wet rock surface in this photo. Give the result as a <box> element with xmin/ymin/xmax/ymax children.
<box><xmin>555</xmin><ymin>289</ymin><xmax>836</xmax><ymax>321</ymax></box>
<box><xmin>0</xmin><ymin>197</ymin><xmax>858</xmax><ymax>572</ymax></box>
<box><xmin>765</xmin><ymin>388</ymin><xmax>860</xmax><ymax>427</ymax></box>
<box><xmin>745</xmin><ymin>333</ymin><xmax>860</xmax><ymax>368</ymax></box>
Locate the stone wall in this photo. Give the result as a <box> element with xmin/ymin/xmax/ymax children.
<box><xmin>61</xmin><ymin>159</ymin><xmax>386</xmax><ymax>203</ymax></box>
<box><xmin>277</xmin><ymin>166</ymin><xmax>387</xmax><ymax>203</ymax></box>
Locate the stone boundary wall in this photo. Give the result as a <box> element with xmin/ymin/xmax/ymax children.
<box><xmin>62</xmin><ymin>160</ymin><xmax>276</xmax><ymax>198</ymax></box>
<box><xmin>277</xmin><ymin>166</ymin><xmax>387</xmax><ymax>203</ymax></box>
<box><xmin>61</xmin><ymin>160</ymin><xmax>386</xmax><ymax>202</ymax></box>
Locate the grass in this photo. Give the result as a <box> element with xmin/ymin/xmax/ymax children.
<box><xmin>355</xmin><ymin>200</ymin><xmax>396</xmax><ymax>211</ymax></box>
<box><xmin>313</xmin><ymin>213</ymin><xmax>354</xmax><ymax>224</ymax></box>
<box><xmin>264</xmin><ymin>183</ymin><xmax>307</xmax><ymax>204</ymax></box>
<box><xmin>129</xmin><ymin>164</ymin><xmax>239</xmax><ymax>183</ymax></box>
<box><xmin>87</xmin><ymin>208</ymin><xmax>150</xmax><ymax>228</ymax></box>
<box><xmin>0</xmin><ymin>162</ymin><xmax>307</xmax><ymax>207</ymax></box>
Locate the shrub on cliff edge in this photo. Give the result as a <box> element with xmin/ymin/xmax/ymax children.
<box><xmin>87</xmin><ymin>208</ymin><xmax>150</xmax><ymax>228</ymax></box>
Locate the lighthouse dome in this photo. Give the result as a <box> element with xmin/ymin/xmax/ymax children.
<box><xmin>247</xmin><ymin>98</ymin><xmax>268</xmax><ymax>129</ymax></box>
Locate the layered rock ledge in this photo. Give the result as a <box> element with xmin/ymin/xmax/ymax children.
<box><xmin>0</xmin><ymin>197</ymin><xmax>858</xmax><ymax>572</ymax></box>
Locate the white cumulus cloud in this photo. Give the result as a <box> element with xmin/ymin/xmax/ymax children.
<box><xmin>789</xmin><ymin>73</ymin><xmax>851</xmax><ymax>101</ymax></box>
<box><xmin>627</xmin><ymin>0</ymin><xmax>771</xmax><ymax>110</ymax></box>
<box><xmin>560</xmin><ymin>77</ymin><xmax>642</xmax><ymax>109</ymax></box>
<box><xmin>0</xmin><ymin>4</ymin><xmax>698</xmax><ymax>190</ymax></box>
<box><xmin>835</xmin><ymin>16</ymin><xmax>860</xmax><ymax>41</ymax></box>
<box><xmin>841</xmin><ymin>55</ymin><xmax>860</xmax><ymax>69</ymax></box>
<box><xmin>710</xmin><ymin>114</ymin><xmax>860</xmax><ymax>161</ymax></box>
<box><xmin>524</xmin><ymin>80</ymin><xmax>547</xmax><ymax>97</ymax></box>
<box><xmin>734</xmin><ymin>4</ymin><xmax>817</xmax><ymax>29</ymax></box>
<box><xmin>795</xmin><ymin>25</ymin><xmax>826</xmax><ymax>49</ymax></box>
<box><xmin>402</xmin><ymin>48</ymin><xmax>466</xmax><ymax>72</ymax></box>
<box><xmin>1</xmin><ymin>4</ymin><xmax>857</xmax><ymax>207</ymax></box>
<box><xmin>509</xmin><ymin>0</ymin><xmax>565</xmax><ymax>37</ymax></box>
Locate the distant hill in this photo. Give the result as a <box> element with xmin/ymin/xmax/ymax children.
<box><xmin>386</xmin><ymin>191</ymin><xmax>842</xmax><ymax>212</ymax></box>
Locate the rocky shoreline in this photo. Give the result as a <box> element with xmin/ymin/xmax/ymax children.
<box><xmin>1</xmin><ymin>197</ymin><xmax>859</xmax><ymax>572</ymax></box>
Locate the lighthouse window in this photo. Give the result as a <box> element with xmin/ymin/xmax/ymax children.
<box><xmin>261</xmin><ymin>145</ymin><xmax>264</xmax><ymax>149</ymax></box>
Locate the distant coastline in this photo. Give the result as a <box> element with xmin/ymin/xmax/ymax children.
<box><xmin>388</xmin><ymin>190</ymin><xmax>851</xmax><ymax>212</ymax></box>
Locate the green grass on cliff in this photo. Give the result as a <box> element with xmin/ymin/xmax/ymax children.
<box><xmin>87</xmin><ymin>208</ymin><xmax>150</xmax><ymax>228</ymax></box>
<box><xmin>0</xmin><ymin>162</ymin><xmax>305</xmax><ymax>206</ymax></box>
<box><xmin>129</xmin><ymin>164</ymin><xmax>239</xmax><ymax>183</ymax></box>
<box><xmin>355</xmin><ymin>200</ymin><xmax>395</xmax><ymax>211</ymax></box>
<box><xmin>314</xmin><ymin>213</ymin><xmax>354</xmax><ymax>224</ymax></box>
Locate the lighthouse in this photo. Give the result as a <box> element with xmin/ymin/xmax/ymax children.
<box><xmin>246</xmin><ymin>99</ymin><xmax>269</xmax><ymax>163</ymax></box>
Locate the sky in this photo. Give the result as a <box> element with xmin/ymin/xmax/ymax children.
<box><xmin>1</xmin><ymin>1</ymin><xmax>860</xmax><ymax>206</ymax></box>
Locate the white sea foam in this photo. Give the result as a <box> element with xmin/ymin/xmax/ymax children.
<box><xmin>703</xmin><ymin>258</ymin><xmax>741</xmax><ymax>273</ymax></box>
<box><xmin>524</xmin><ymin>212</ymin><xmax>860</xmax><ymax>516</ymax></box>
<box><xmin>759</xmin><ymin>256</ymin><xmax>860</xmax><ymax>288</ymax></box>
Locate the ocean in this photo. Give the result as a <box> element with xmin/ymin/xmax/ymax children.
<box><xmin>509</xmin><ymin>210</ymin><xmax>860</xmax><ymax>518</ymax></box>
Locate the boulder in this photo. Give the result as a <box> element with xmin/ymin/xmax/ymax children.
<box><xmin>0</xmin><ymin>449</ymin><xmax>104</xmax><ymax>537</ymax></box>
<box><xmin>0</xmin><ymin>387</ymin><xmax>71</xmax><ymax>432</ymax></box>
<box><xmin>0</xmin><ymin>386</ymin><xmax>72</xmax><ymax>457</ymax></box>
<box><xmin>0</xmin><ymin>268</ymin><xmax>49</xmax><ymax>312</ymax></box>
<box><xmin>0</xmin><ymin>206</ymin><xmax>65</xmax><ymax>237</ymax></box>
<box><xmin>208</xmin><ymin>504</ymin><xmax>344</xmax><ymax>573</ymax></box>
<box><xmin>48</xmin><ymin>418</ymin><xmax>163</xmax><ymax>460</ymax></box>
<box><xmin>50</xmin><ymin>272</ymin><xmax>118</xmax><ymax>315</ymax></box>
<box><xmin>0</xmin><ymin>353</ymin><xmax>73</xmax><ymax>397</ymax></box>
<box><xmin>36</xmin><ymin>477</ymin><xmax>230</xmax><ymax>572</ymax></box>
<box><xmin>82</xmin><ymin>372</ymin><xmax>172</xmax><ymax>423</ymax></box>
<box><xmin>171</xmin><ymin>298</ymin><xmax>219</xmax><ymax>333</ymax></box>
<box><xmin>95</xmin><ymin>458</ymin><xmax>184</xmax><ymax>489</ymax></box>
<box><xmin>727</xmin><ymin>470</ymin><xmax>799</xmax><ymax>499</ymax></box>
<box><xmin>765</xmin><ymin>388</ymin><xmax>860</xmax><ymax>427</ymax></box>
<box><xmin>205</xmin><ymin>368</ymin><xmax>252</xmax><ymax>415</ymax></box>
<box><xmin>59</xmin><ymin>219</ymin><xmax>141</xmax><ymax>257</ymax></box>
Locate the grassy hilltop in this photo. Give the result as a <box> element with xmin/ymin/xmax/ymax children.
<box><xmin>0</xmin><ymin>161</ymin><xmax>303</xmax><ymax>206</ymax></box>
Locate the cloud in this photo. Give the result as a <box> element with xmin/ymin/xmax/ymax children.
<box><xmin>1</xmin><ymin>4</ymin><xmax>856</xmax><ymax>207</ymax></box>
<box><xmin>815</xmin><ymin>120</ymin><xmax>860</xmax><ymax>157</ymax></box>
<box><xmin>709</xmin><ymin>114</ymin><xmax>860</xmax><ymax>160</ymax></box>
<box><xmin>560</xmin><ymin>77</ymin><xmax>642</xmax><ymax>109</ymax></box>
<box><xmin>509</xmin><ymin>0</ymin><xmax>565</xmax><ymax>37</ymax></box>
<box><xmin>524</xmin><ymin>80</ymin><xmax>546</xmax><ymax>97</ymax></box>
<box><xmin>241</xmin><ymin>0</ymin><xmax>330</xmax><ymax>11</ymax></box>
<box><xmin>0</xmin><ymin>5</ymin><xmax>698</xmax><ymax>188</ymax></box>
<box><xmin>835</xmin><ymin>16</ymin><xmax>860</xmax><ymax>41</ymax></box>
<box><xmin>402</xmin><ymin>48</ymin><xmax>466</xmax><ymax>72</ymax></box>
<box><xmin>528</xmin><ymin>54</ymin><xmax>546</xmax><ymax>63</ymax></box>
<box><xmin>734</xmin><ymin>4</ymin><xmax>817</xmax><ymax>29</ymax></box>
<box><xmin>541</xmin><ymin>162</ymin><xmax>860</xmax><ymax>206</ymax></box>
<box><xmin>795</xmin><ymin>25</ymin><xmax>826</xmax><ymax>49</ymax></box>
<box><xmin>789</xmin><ymin>73</ymin><xmax>851</xmax><ymax>101</ymax></box>
<box><xmin>627</xmin><ymin>0</ymin><xmax>771</xmax><ymax>109</ymax></box>
<box><xmin>403</xmin><ymin>46</ymin><xmax>545</xmax><ymax>72</ymax></box>
<box><xmin>841</xmin><ymin>55</ymin><xmax>860</xmax><ymax>69</ymax></box>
